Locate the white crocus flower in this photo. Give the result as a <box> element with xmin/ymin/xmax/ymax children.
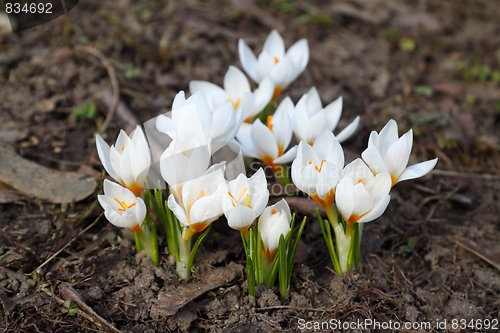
<box><xmin>167</xmin><ymin>163</ymin><xmax>226</xmax><ymax>240</ymax></box>
<box><xmin>336</xmin><ymin>159</ymin><xmax>391</xmax><ymax>224</ymax></box>
<box><xmin>98</xmin><ymin>180</ymin><xmax>147</xmax><ymax>232</ymax></box>
<box><xmin>361</xmin><ymin>119</ymin><xmax>438</xmax><ymax>186</ymax></box>
<box><xmin>291</xmin><ymin>87</ymin><xmax>360</xmax><ymax>144</ymax></box>
<box><xmin>258</xmin><ymin>199</ymin><xmax>291</xmax><ymax>261</ymax></box>
<box><xmin>96</xmin><ymin>126</ymin><xmax>151</xmax><ymax>196</ymax></box>
<box><xmin>291</xmin><ymin>129</ymin><xmax>344</xmax><ymax>208</ymax></box>
<box><xmin>156</xmin><ymin>91</ymin><xmax>239</xmax><ymax>154</ymax></box>
<box><xmin>234</xmin><ymin>97</ymin><xmax>296</xmax><ymax>168</ymax></box>
<box><xmin>239</xmin><ymin>29</ymin><xmax>309</xmax><ymax>99</ymax></box>
<box><xmin>159</xmin><ymin>136</ymin><xmax>211</xmax><ymax>201</ymax></box>
<box><xmin>220</xmin><ymin>168</ymin><xmax>269</xmax><ymax>232</ymax></box>
<box><xmin>189</xmin><ymin>66</ymin><xmax>274</xmax><ymax>122</ymax></box>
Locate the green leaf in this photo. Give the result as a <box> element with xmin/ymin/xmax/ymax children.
<box><xmin>317</xmin><ymin>209</ymin><xmax>342</xmax><ymax>274</ymax></box>
<box><xmin>278</xmin><ymin>235</ymin><xmax>288</xmax><ymax>302</ymax></box>
<box><xmin>187</xmin><ymin>225</ymin><xmax>211</xmax><ymax>270</ymax></box>
<box><xmin>74</xmin><ymin>102</ymin><xmax>96</xmax><ymax>119</ymax></box>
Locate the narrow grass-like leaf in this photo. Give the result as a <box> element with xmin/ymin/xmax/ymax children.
<box><xmin>278</xmin><ymin>235</ymin><xmax>288</xmax><ymax>302</ymax></box>
<box><xmin>187</xmin><ymin>225</ymin><xmax>211</xmax><ymax>271</ymax></box>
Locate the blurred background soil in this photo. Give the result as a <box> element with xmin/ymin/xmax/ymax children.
<box><xmin>0</xmin><ymin>0</ymin><xmax>499</xmax><ymax>332</ymax></box>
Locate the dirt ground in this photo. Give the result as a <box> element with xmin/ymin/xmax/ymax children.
<box><xmin>1</xmin><ymin>0</ymin><xmax>499</xmax><ymax>332</ymax></box>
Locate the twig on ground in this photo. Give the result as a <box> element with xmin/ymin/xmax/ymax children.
<box><xmin>33</xmin><ymin>213</ymin><xmax>103</xmax><ymax>273</ymax></box>
<box><xmin>74</xmin><ymin>46</ymin><xmax>119</xmax><ymax>134</ymax></box>
<box><xmin>57</xmin><ymin>283</ymin><xmax>123</xmax><ymax>333</ymax></box>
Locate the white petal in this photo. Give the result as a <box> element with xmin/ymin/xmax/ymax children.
<box><xmin>189</xmin><ymin>194</ymin><xmax>223</xmax><ymax>224</ymax></box>
<box><xmin>286</xmin><ymin>38</ymin><xmax>309</xmax><ymax>81</ymax></box>
<box><xmin>171</xmin><ymin>91</ymin><xmax>187</xmax><ymax>110</ymax></box>
<box><xmin>336</xmin><ymin>115</ymin><xmax>360</xmax><ymax>143</ymax></box>
<box><xmin>266</xmin><ymin>214</ymin><xmax>290</xmax><ymax>253</ymax></box>
<box><xmin>361</xmin><ymin>147</ymin><xmax>388</xmax><ymax>175</ymax></box>
<box><xmin>273</xmin><ymin>145</ymin><xmax>297</xmax><ymax>164</ymax></box>
<box><xmin>235</xmin><ymin>124</ymin><xmax>258</xmax><ymax>158</ymax></box>
<box><xmin>324</xmin><ymin>96</ymin><xmax>342</xmax><ymax>131</ymax></box>
<box><xmin>226</xmin><ymin>205</ymin><xmax>256</xmax><ymax>230</ymax></box>
<box><xmin>365</xmin><ymin>172</ymin><xmax>391</xmax><ymax>200</ymax></box>
<box><xmin>254</xmin><ymin>76</ymin><xmax>274</xmax><ymax>113</ymax></box>
<box><xmin>313</xmin><ymin>129</ymin><xmax>344</xmax><ymax>169</ymax></box>
<box><xmin>272</xmin><ymin>105</ymin><xmax>293</xmax><ymax>150</ymax></box>
<box><xmin>358</xmin><ymin>194</ymin><xmax>391</xmax><ymax>223</ymax></box>
<box><xmin>251</xmin><ymin>119</ymin><xmax>278</xmax><ymax>159</ymax></box>
<box><xmin>335</xmin><ymin>174</ymin><xmax>355</xmax><ymax>220</ymax></box>
<box><xmin>96</xmin><ymin>135</ymin><xmax>120</xmax><ymax>182</ymax></box>
<box><xmin>263</xmin><ymin>29</ymin><xmax>285</xmax><ymax>59</ymax></box>
<box><xmin>316</xmin><ymin>162</ymin><xmax>340</xmax><ymax>199</ymax></box>
<box><xmin>304</xmin><ymin>111</ymin><xmax>326</xmax><ymax>144</ymax></box>
<box><xmin>305</xmin><ymin>87</ymin><xmax>322</xmax><ymax>113</ymax></box>
<box><xmin>384</xmin><ymin>133</ymin><xmax>411</xmax><ymax>180</ymax></box>
<box><xmin>210</xmin><ymin>102</ymin><xmax>237</xmax><ymax>151</ymax></box>
<box><xmin>377</xmin><ymin>119</ymin><xmax>399</xmax><ymax>157</ymax></box>
<box><xmin>350</xmin><ymin>183</ymin><xmax>373</xmax><ymax>217</ymax></box>
<box><xmin>256</xmin><ymin>53</ymin><xmax>275</xmax><ymax>83</ymax></box>
<box><xmin>224</xmin><ymin>66</ymin><xmax>251</xmax><ymax>101</ymax></box>
<box><xmin>167</xmin><ymin>194</ymin><xmax>189</xmax><ymax>227</ymax></box>
<box><xmin>189</xmin><ymin>80</ymin><xmax>226</xmax><ymax>105</ymax></box>
<box><xmin>119</xmin><ymin>144</ymin><xmax>135</xmax><ymax>188</ymax></box>
<box><xmin>397</xmin><ymin>158</ymin><xmax>438</xmax><ymax>183</ymax></box>
<box><xmin>270</xmin><ymin>56</ymin><xmax>293</xmax><ymax>88</ymax></box>
<box><xmin>238</xmin><ymin>39</ymin><xmax>259</xmax><ymax>83</ymax></box>
<box><xmin>156</xmin><ymin>114</ymin><xmax>176</xmax><ymax>139</ymax></box>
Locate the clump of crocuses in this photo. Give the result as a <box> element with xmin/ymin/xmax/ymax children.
<box><xmin>95</xmin><ymin>29</ymin><xmax>438</xmax><ymax>304</ymax></box>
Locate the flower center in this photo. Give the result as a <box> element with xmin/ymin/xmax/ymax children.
<box><xmin>228</xmin><ymin>188</ymin><xmax>250</xmax><ymax>207</ymax></box>
<box><xmin>228</xmin><ymin>98</ymin><xmax>241</xmax><ymax>111</ymax></box>
<box><xmin>274</xmin><ymin>56</ymin><xmax>279</xmax><ymax>64</ymax></box>
<box><xmin>114</xmin><ymin>198</ymin><xmax>137</xmax><ymax>213</ymax></box>
<box><xmin>315</xmin><ymin>160</ymin><xmax>327</xmax><ymax>173</ymax></box>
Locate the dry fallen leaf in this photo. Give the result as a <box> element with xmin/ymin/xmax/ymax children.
<box><xmin>0</xmin><ymin>141</ymin><xmax>97</xmax><ymax>204</ymax></box>
<box><xmin>152</xmin><ymin>267</ymin><xmax>237</xmax><ymax>316</ymax></box>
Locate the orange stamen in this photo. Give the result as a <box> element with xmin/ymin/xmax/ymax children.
<box><xmin>121</xmin><ymin>145</ymin><xmax>125</xmax><ymax>151</ymax></box>
<box><xmin>274</xmin><ymin>56</ymin><xmax>279</xmax><ymax>64</ymax></box>
<box><xmin>315</xmin><ymin>160</ymin><xmax>327</xmax><ymax>173</ymax></box>
<box><xmin>114</xmin><ymin>198</ymin><xmax>137</xmax><ymax>212</ymax></box>
<box><xmin>271</xmin><ymin>209</ymin><xmax>277</xmax><ymax>214</ymax></box>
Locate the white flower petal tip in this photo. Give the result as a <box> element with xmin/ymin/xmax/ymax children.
<box><xmin>362</xmin><ymin>119</ymin><xmax>438</xmax><ymax>186</ymax></box>
<box><xmin>235</xmin><ymin>105</ymin><xmax>293</xmax><ymax>167</ymax></box>
<box><xmin>222</xmin><ymin>168</ymin><xmax>270</xmax><ymax>231</ymax></box>
<box><xmin>291</xmin><ymin>131</ymin><xmax>344</xmax><ymax>207</ymax></box>
<box><xmin>238</xmin><ymin>30</ymin><xmax>309</xmax><ymax>90</ymax></box>
<box><xmin>258</xmin><ymin>199</ymin><xmax>291</xmax><ymax>260</ymax></box>
<box><xmin>96</xmin><ymin>127</ymin><xmax>151</xmax><ymax>196</ymax></box>
<box><xmin>336</xmin><ymin>162</ymin><xmax>392</xmax><ymax>224</ymax></box>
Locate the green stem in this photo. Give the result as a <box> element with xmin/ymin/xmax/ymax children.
<box><xmin>133</xmin><ymin>231</ymin><xmax>144</xmax><ymax>253</ymax></box>
<box><xmin>177</xmin><ymin>227</ymin><xmax>192</xmax><ymax>280</ymax></box>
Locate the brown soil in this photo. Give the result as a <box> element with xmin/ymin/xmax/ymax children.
<box><xmin>1</xmin><ymin>0</ymin><xmax>499</xmax><ymax>332</ymax></box>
